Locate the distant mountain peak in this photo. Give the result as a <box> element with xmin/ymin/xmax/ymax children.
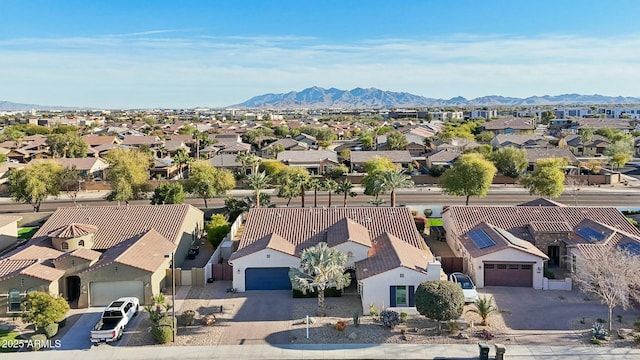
<box><xmin>234</xmin><ymin>87</ymin><xmax>640</xmax><ymax>109</ymax></box>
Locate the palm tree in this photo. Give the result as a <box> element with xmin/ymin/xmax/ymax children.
<box><xmin>289</xmin><ymin>242</ymin><xmax>351</xmax><ymax>317</ymax></box>
<box><xmin>466</xmin><ymin>296</ymin><xmax>508</xmax><ymax>326</ymax></box>
<box><xmin>308</xmin><ymin>178</ymin><xmax>323</xmax><ymax>208</ymax></box>
<box><xmin>172</xmin><ymin>147</ymin><xmax>192</xmax><ymax>179</ymax></box>
<box><xmin>323</xmin><ymin>179</ymin><xmax>338</xmax><ymax>207</ymax></box>
<box><xmin>381</xmin><ymin>169</ymin><xmax>414</xmax><ymax>207</ymax></box>
<box><xmin>236</xmin><ymin>153</ymin><xmax>261</xmax><ymax>176</ymax></box>
<box><xmin>335</xmin><ymin>180</ymin><xmax>356</xmax><ymax>207</ymax></box>
<box><xmin>246</xmin><ymin>172</ymin><xmax>271</xmax><ymax>208</ymax></box>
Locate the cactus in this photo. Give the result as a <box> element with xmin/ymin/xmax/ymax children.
<box><xmin>353</xmin><ymin>311</ymin><xmax>360</xmax><ymax>327</ymax></box>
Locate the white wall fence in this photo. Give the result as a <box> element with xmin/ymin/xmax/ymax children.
<box><xmin>204</xmin><ymin>213</ymin><xmax>245</xmax><ymax>281</ymax></box>
<box><xmin>543</xmin><ymin>277</ymin><xmax>572</xmax><ymax>291</ymax></box>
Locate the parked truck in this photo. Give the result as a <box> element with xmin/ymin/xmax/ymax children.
<box><xmin>90</xmin><ymin>297</ymin><xmax>139</xmax><ymax>345</ymax></box>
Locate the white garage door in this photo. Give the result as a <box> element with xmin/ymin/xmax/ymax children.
<box><xmin>90</xmin><ymin>281</ymin><xmax>144</xmax><ymax>307</ymax></box>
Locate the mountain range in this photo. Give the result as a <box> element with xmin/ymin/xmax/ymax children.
<box><xmin>235</xmin><ymin>87</ymin><xmax>640</xmax><ymax>109</ymax></box>
<box><xmin>0</xmin><ymin>101</ymin><xmax>76</xmax><ymax>111</ymax></box>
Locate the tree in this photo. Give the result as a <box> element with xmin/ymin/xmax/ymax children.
<box><xmin>572</xmin><ymin>248</ymin><xmax>640</xmax><ymax>332</ymax></box>
<box><xmin>172</xmin><ymin>147</ymin><xmax>193</xmax><ymax>179</ymax></box>
<box><xmin>271</xmin><ymin>144</ymin><xmax>285</xmax><ymax>159</ymax></box>
<box><xmin>557</xmin><ymin>137</ymin><xmax>568</xmax><ymax>149</ymax></box>
<box><xmin>466</xmin><ymin>296</ymin><xmax>508</xmax><ymax>326</ymax></box>
<box><xmin>605</xmin><ymin>140</ymin><xmax>633</xmax><ymax>170</ymax></box>
<box><xmin>21</xmin><ymin>292</ymin><xmax>69</xmax><ymax>331</ymax></box>
<box><xmin>610</xmin><ymin>152</ymin><xmax>631</xmax><ymax>171</ymax></box>
<box><xmin>4</xmin><ymin>127</ymin><xmax>25</xmax><ymax>147</ymax></box>
<box><xmin>104</xmin><ymin>149</ymin><xmax>151</xmax><ymax>205</ymax></box>
<box><xmin>308</xmin><ymin>178</ymin><xmax>323</xmax><ymax>208</ymax></box>
<box><xmin>246</xmin><ymin>171</ymin><xmax>270</xmax><ymax>208</ymax></box>
<box><xmin>386</xmin><ymin>132</ymin><xmax>408</xmax><ymax>150</ymax></box>
<box><xmin>579</xmin><ymin>127</ymin><xmax>594</xmax><ymax>143</ymax></box>
<box><xmin>335</xmin><ymin>180</ymin><xmax>356</xmax><ymax>207</ymax></box>
<box><xmin>475</xmin><ymin>131</ymin><xmax>494</xmax><ymax>143</ymax></box>
<box><xmin>415</xmin><ymin>280</ymin><xmax>464</xmax><ymax>330</ymax></box>
<box><xmin>184</xmin><ymin>160</ymin><xmax>235</xmax><ymax>208</ymax></box>
<box><xmin>490</xmin><ymin>147</ymin><xmax>528</xmax><ymax>179</ymax></box>
<box><xmin>439</xmin><ymin>153</ymin><xmax>497</xmax><ymax>205</ymax></box>
<box><xmin>150</xmin><ymin>181</ymin><xmax>184</xmax><ymax>205</ymax></box>
<box><xmin>520</xmin><ymin>158</ymin><xmax>566</xmax><ymax>198</ymax></box>
<box><xmin>380</xmin><ymin>169</ymin><xmax>414</xmax><ymax>207</ymax></box>
<box><xmin>323</xmin><ymin>164</ymin><xmax>349</xmax><ymax>179</ymax></box>
<box><xmin>8</xmin><ymin>161</ymin><xmax>63</xmax><ymax>212</ymax></box>
<box><xmin>236</xmin><ymin>153</ymin><xmax>261</xmax><ymax>175</ymax></box>
<box><xmin>541</xmin><ymin>110</ymin><xmax>555</xmax><ymax>124</ymax></box>
<box><xmin>359</xmin><ymin>134</ymin><xmax>374</xmax><ymax>150</ymax></box>
<box><xmin>46</xmin><ymin>132</ymin><xmax>88</xmax><ymax>158</ymax></box>
<box><xmin>339</xmin><ymin>149</ymin><xmax>351</xmax><ymax>162</ymax></box>
<box><xmin>243</xmin><ymin>128</ymin><xmax>275</xmax><ymax>148</ymax></box>
<box><xmin>59</xmin><ymin>165</ymin><xmax>83</xmax><ymax>205</ymax></box>
<box><xmin>323</xmin><ymin>178</ymin><xmax>339</xmax><ymax>207</ymax></box>
<box><xmin>363</xmin><ymin>156</ymin><xmax>395</xmax><ymax>174</ymax></box>
<box><xmin>289</xmin><ymin>242</ymin><xmax>351</xmax><ymax>317</ymax></box>
<box><xmin>276</xmin><ymin>167</ymin><xmax>310</xmax><ymax>207</ymax></box>
<box><xmin>205</xmin><ymin>214</ymin><xmax>230</xmax><ymax>248</ymax></box>
<box><xmin>580</xmin><ymin>159</ymin><xmax>604</xmax><ymax>185</ymax></box>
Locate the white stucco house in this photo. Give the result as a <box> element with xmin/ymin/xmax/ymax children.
<box><xmin>229</xmin><ymin>207</ymin><xmax>442</xmax><ymax>315</ymax></box>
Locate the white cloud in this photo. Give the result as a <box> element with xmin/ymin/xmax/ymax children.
<box><xmin>0</xmin><ymin>33</ymin><xmax>639</xmax><ymax>107</ymax></box>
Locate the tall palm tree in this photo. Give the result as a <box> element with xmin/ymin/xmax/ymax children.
<box><xmin>335</xmin><ymin>180</ymin><xmax>356</xmax><ymax>207</ymax></box>
<box><xmin>288</xmin><ymin>242</ymin><xmax>351</xmax><ymax>317</ymax></box>
<box><xmin>172</xmin><ymin>147</ymin><xmax>192</xmax><ymax>179</ymax></box>
<box><xmin>246</xmin><ymin>172</ymin><xmax>271</xmax><ymax>208</ymax></box>
<box><xmin>308</xmin><ymin>178</ymin><xmax>323</xmax><ymax>208</ymax></box>
<box><xmin>381</xmin><ymin>169</ymin><xmax>414</xmax><ymax>207</ymax></box>
<box><xmin>236</xmin><ymin>153</ymin><xmax>261</xmax><ymax>175</ymax></box>
<box><xmin>323</xmin><ymin>179</ymin><xmax>338</xmax><ymax>207</ymax></box>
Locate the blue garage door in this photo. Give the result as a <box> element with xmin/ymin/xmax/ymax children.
<box><xmin>245</xmin><ymin>267</ymin><xmax>292</xmax><ymax>290</ymax></box>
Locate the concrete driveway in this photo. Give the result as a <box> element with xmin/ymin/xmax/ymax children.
<box><xmin>218</xmin><ymin>290</ymin><xmax>294</xmax><ymax>345</ymax></box>
<box><xmin>479</xmin><ymin>287</ymin><xmax>640</xmax><ymax>331</ymax></box>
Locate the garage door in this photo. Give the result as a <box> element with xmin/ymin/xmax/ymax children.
<box><xmin>245</xmin><ymin>267</ymin><xmax>291</xmax><ymax>290</ymax></box>
<box><xmin>90</xmin><ymin>281</ymin><xmax>145</xmax><ymax>307</ymax></box>
<box><xmin>484</xmin><ymin>263</ymin><xmax>533</xmax><ymax>287</ymax></box>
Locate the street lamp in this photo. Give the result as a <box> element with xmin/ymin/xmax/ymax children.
<box><xmin>164</xmin><ymin>252</ymin><xmax>176</xmax><ymax>342</ymax></box>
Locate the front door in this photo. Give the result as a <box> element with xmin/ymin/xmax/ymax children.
<box><xmin>66</xmin><ymin>276</ymin><xmax>81</xmax><ymax>304</ymax></box>
<box><xmin>548</xmin><ymin>245</ymin><xmax>560</xmax><ymax>266</ymax></box>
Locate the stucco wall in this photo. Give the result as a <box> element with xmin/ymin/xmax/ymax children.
<box><xmin>0</xmin><ymin>277</ymin><xmax>58</xmax><ymax>316</ymax></box>
<box><xmin>474</xmin><ymin>248</ymin><xmax>545</xmax><ymax>289</ymax></box>
<box><xmin>360</xmin><ymin>266</ymin><xmax>440</xmax><ymax>315</ymax></box>
<box><xmin>174</xmin><ymin>206</ymin><xmax>204</xmax><ymax>268</ymax></box>
<box><xmin>230</xmin><ymin>249</ymin><xmax>299</xmax><ymax>292</ymax></box>
<box><xmin>78</xmin><ymin>263</ymin><xmax>153</xmax><ymax>308</ymax></box>
<box><xmin>0</xmin><ymin>221</ymin><xmax>19</xmax><ymax>252</ymax></box>
<box><xmin>332</xmin><ymin>242</ymin><xmax>370</xmax><ymax>267</ymax></box>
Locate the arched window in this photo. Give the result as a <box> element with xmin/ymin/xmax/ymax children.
<box><xmin>78</xmin><ymin>240</ymin><xmax>85</xmax><ymax>247</ymax></box>
<box><xmin>8</xmin><ymin>289</ymin><xmax>21</xmax><ymax>312</ymax></box>
<box><xmin>62</xmin><ymin>242</ymin><xmax>69</xmax><ymax>250</ymax></box>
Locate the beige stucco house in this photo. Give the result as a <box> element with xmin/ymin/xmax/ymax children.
<box><xmin>0</xmin><ymin>215</ymin><xmax>22</xmax><ymax>253</ymax></box>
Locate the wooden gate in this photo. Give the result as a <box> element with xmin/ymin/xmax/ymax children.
<box><xmin>212</xmin><ymin>263</ymin><xmax>233</xmax><ymax>281</ymax></box>
<box><xmin>440</xmin><ymin>257</ymin><xmax>463</xmax><ymax>274</ymax></box>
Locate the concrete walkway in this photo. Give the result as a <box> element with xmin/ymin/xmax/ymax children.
<box><xmin>5</xmin><ymin>343</ymin><xmax>640</xmax><ymax>359</ymax></box>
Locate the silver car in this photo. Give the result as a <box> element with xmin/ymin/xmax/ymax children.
<box><xmin>448</xmin><ymin>272</ymin><xmax>479</xmax><ymax>303</ymax></box>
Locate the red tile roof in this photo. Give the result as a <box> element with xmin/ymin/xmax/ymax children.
<box><xmin>0</xmin><ymin>259</ymin><xmax>37</xmax><ymax>281</ymax></box>
<box><xmin>356</xmin><ymin>232</ymin><xmax>433</xmax><ymax>280</ymax></box>
<box><xmin>528</xmin><ymin>221</ymin><xmax>572</xmax><ymax>233</ymax></box>
<box><xmin>47</xmin><ymin>223</ymin><xmax>98</xmax><ymax>239</ymax></box>
<box><xmin>82</xmin><ymin>135</ymin><xmax>118</xmax><ymax>147</ymax></box>
<box><xmin>460</xmin><ymin>222</ymin><xmax>548</xmax><ymax>259</ymax></box>
<box><xmin>31</xmin><ymin>204</ymin><xmax>198</xmax><ymax>250</ymax></box>
<box><xmin>327</xmin><ymin>218</ymin><xmax>372</xmax><ymax>248</ymax></box>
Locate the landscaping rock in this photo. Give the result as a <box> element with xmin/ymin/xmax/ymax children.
<box><xmin>348</xmin><ymin>332</ymin><xmax>357</xmax><ymax>340</ymax></box>
<box><xmin>202</xmin><ymin>314</ymin><xmax>216</xmax><ymax>326</ymax></box>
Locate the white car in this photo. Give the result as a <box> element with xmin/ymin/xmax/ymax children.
<box><xmin>448</xmin><ymin>272</ymin><xmax>479</xmax><ymax>303</ymax></box>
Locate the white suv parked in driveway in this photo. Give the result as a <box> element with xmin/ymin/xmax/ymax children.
<box><xmin>448</xmin><ymin>272</ymin><xmax>479</xmax><ymax>303</ymax></box>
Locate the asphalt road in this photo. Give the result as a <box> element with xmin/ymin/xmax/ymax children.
<box><xmin>0</xmin><ymin>190</ymin><xmax>638</xmax><ymax>213</ymax></box>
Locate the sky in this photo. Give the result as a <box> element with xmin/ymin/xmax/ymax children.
<box><xmin>1</xmin><ymin>0</ymin><xmax>640</xmax><ymax>109</ymax></box>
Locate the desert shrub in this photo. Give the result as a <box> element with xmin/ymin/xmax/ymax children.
<box><xmin>206</xmin><ymin>214</ymin><xmax>230</xmax><ymax>249</ymax></box>
<box><xmin>41</xmin><ymin>323</ymin><xmax>59</xmax><ymax>338</ymax></box>
<box><xmin>151</xmin><ymin>325</ymin><xmax>173</xmax><ymax>344</ymax></box>
<box><xmin>180</xmin><ymin>310</ymin><xmax>196</xmax><ymax>326</ymax></box>
<box><xmin>158</xmin><ymin>315</ymin><xmax>177</xmax><ymax>328</ymax></box>
<box><xmin>380</xmin><ymin>310</ymin><xmax>400</xmax><ymax>328</ymax></box>
<box><xmin>202</xmin><ymin>314</ymin><xmax>216</xmax><ymax>326</ymax></box>
<box><xmin>448</xmin><ymin>321</ymin><xmax>460</xmax><ymax>334</ymax></box>
<box><xmin>476</xmin><ymin>329</ymin><xmax>494</xmax><ymax>340</ymax></box>
<box><xmin>29</xmin><ymin>334</ymin><xmax>47</xmax><ymax>351</ymax></box>
<box><xmin>400</xmin><ymin>311</ymin><xmax>408</xmax><ymax>323</ymax></box>
<box><xmin>415</xmin><ymin>221</ymin><xmax>426</xmax><ymax>232</ymax></box>
<box><xmin>369</xmin><ymin>304</ymin><xmax>379</xmax><ymax>319</ymax></box>
<box><xmin>592</xmin><ymin>322</ymin><xmax>608</xmax><ymax>340</ymax></box>
<box><xmin>353</xmin><ymin>311</ymin><xmax>360</xmax><ymax>327</ymax></box>
<box><xmin>334</xmin><ymin>320</ymin><xmax>347</xmax><ymax>331</ymax></box>
<box><xmin>423</xmin><ymin>209</ymin><xmax>433</xmax><ymax>217</ymax></box>
<box><xmin>415</xmin><ymin>280</ymin><xmax>464</xmax><ymax>329</ymax></box>
<box><xmin>596</xmin><ymin>318</ymin><xmax>606</xmax><ymax>324</ymax></box>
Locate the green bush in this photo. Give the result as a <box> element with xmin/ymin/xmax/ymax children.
<box><xmin>158</xmin><ymin>315</ymin><xmax>177</xmax><ymax>328</ymax></box>
<box><xmin>292</xmin><ymin>288</ymin><xmax>342</xmax><ymax>298</ymax></box>
<box><xmin>400</xmin><ymin>311</ymin><xmax>408</xmax><ymax>323</ymax></box>
<box><xmin>57</xmin><ymin>317</ymin><xmax>67</xmax><ymax>329</ymax></box>
<box><xmin>206</xmin><ymin>214</ymin><xmax>230</xmax><ymax>248</ymax></box>
<box><xmin>423</xmin><ymin>209</ymin><xmax>433</xmax><ymax>217</ymax></box>
<box><xmin>180</xmin><ymin>310</ymin><xmax>196</xmax><ymax>326</ymax></box>
<box><xmin>29</xmin><ymin>334</ymin><xmax>47</xmax><ymax>351</ymax></box>
<box><xmin>415</xmin><ymin>280</ymin><xmax>464</xmax><ymax>328</ymax></box>
<box><xmin>544</xmin><ymin>268</ymin><xmax>556</xmax><ymax>279</ymax></box>
<box><xmin>41</xmin><ymin>323</ymin><xmax>58</xmax><ymax>338</ymax></box>
<box><xmin>151</xmin><ymin>325</ymin><xmax>173</xmax><ymax>344</ymax></box>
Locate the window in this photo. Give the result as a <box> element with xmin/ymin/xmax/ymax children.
<box><xmin>497</xmin><ymin>264</ymin><xmax>507</xmax><ymax>270</ymax></box>
<box><xmin>484</xmin><ymin>264</ymin><xmax>494</xmax><ymax>269</ymax></box>
<box><xmin>572</xmin><ymin>255</ymin><xmax>577</xmax><ymax>272</ymax></box>
<box><xmin>521</xmin><ymin>264</ymin><xmax>533</xmax><ymax>270</ymax></box>
<box><xmin>390</xmin><ymin>285</ymin><xmax>415</xmax><ymax>307</ymax></box>
<box><xmin>509</xmin><ymin>264</ymin><xmax>519</xmax><ymax>270</ymax></box>
<box><xmin>395</xmin><ymin>286</ymin><xmax>408</xmax><ymax>306</ymax></box>
<box><xmin>78</xmin><ymin>240</ymin><xmax>85</xmax><ymax>247</ymax></box>
<box><xmin>8</xmin><ymin>289</ymin><xmax>21</xmax><ymax>312</ymax></box>
<box><xmin>62</xmin><ymin>242</ymin><xmax>69</xmax><ymax>250</ymax></box>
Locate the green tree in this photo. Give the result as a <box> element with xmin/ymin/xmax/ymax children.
<box><xmin>104</xmin><ymin>149</ymin><xmax>151</xmax><ymax>205</ymax></box>
<box><xmin>490</xmin><ymin>147</ymin><xmax>528</xmax><ymax>179</ymax></box>
<box><xmin>59</xmin><ymin>165</ymin><xmax>83</xmax><ymax>205</ymax></box>
<box><xmin>323</xmin><ymin>178</ymin><xmax>339</xmax><ymax>207</ymax></box>
<box><xmin>4</xmin><ymin>127</ymin><xmax>25</xmax><ymax>147</ymax></box>
<box><xmin>362</xmin><ymin>171</ymin><xmax>386</xmax><ymax>206</ymax></box>
<box><xmin>386</xmin><ymin>132</ymin><xmax>408</xmax><ymax>150</ymax></box>
<box><xmin>323</xmin><ymin>164</ymin><xmax>349</xmax><ymax>179</ymax></box>
<box><xmin>464</xmin><ymin>144</ymin><xmax>492</xmax><ymax>157</ymax></box>
<box><xmin>243</xmin><ymin>128</ymin><xmax>275</xmax><ymax>148</ymax></box>
<box><xmin>9</xmin><ymin>161</ymin><xmax>63</xmax><ymax>212</ymax></box>
<box><xmin>259</xmin><ymin>160</ymin><xmax>288</xmax><ymax>181</ymax></box>
<box><xmin>580</xmin><ymin>159</ymin><xmax>604</xmax><ymax>185</ymax></box>
<box><xmin>246</xmin><ymin>171</ymin><xmax>270</xmax><ymax>208</ymax></box>
<box><xmin>184</xmin><ymin>160</ymin><xmax>235</xmax><ymax>208</ymax></box>
<box><xmin>415</xmin><ymin>281</ymin><xmax>464</xmax><ymax>330</ymax></box>
<box><xmin>150</xmin><ymin>181</ymin><xmax>184</xmax><ymax>205</ymax></box>
<box><xmin>276</xmin><ymin>167</ymin><xmax>310</xmax><ymax>207</ymax></box>
<box><xmin>439</xmin><ymin>153</ymin><xmax>497</xmax><ymax>205</ymax></box>
<box><xmin>380</xmin><ymin>169</ymin><xmax>414</xmax><ymax>207</ymax></box>
<box><xmin>172</xmin><ymin>147</ymin><xmax>193</xmax><ymax>179</ymax></box>
<box><xmin>363</xmin><ymin>156</ymin><xmax>396</xmax><ymax>174</ymax></box>
<box><xmin>605</xmin><ymin>140</ymin><xmax>634</xmax><ymax>170</ymax></box>
<box><xmin>236</xmin><ymin>153</ymin><xmax>261</xmax><ymax>175</ymax></box>
<box><xmin>289</xmin><ymin>242</ymin><xmax>351</xmax><ymax>317</ymax></box>
<box><xmin>335</xmin><ymin>180</ymin><xmax>357</xmax><ymax>207</ymax></box>
<box><xmin>46</xmin><ymin>132</ymin><xmax>88</xmax><ymax>158</ymax></box>
<box><xmin>610</xmin><ymin>152</ymin><xmax>631</xmax><ymax>171</ymax></box>
<box><xmin>205</xmin><ymin>214</ymin><xmax>230</xmax><ymax>248</ymax></box>
<box><xmin>578</xmin><ymin>127</ymin><xmax>594</xmax><ymax>143</ymax></box>
<box><xmin>271</xmin><ymin>143</ymin><xmax>285</xmax><ymax>158</ymax></box>
<box><xmin>475</xmin><ymin>131</ymin><xmax>494</xmax><ymax>143</ymax></box>
<box><xmin>520</xmin><ymin>158</ymin><xmax>566</xmax><ymax>198</ymax></box>
<box><xmin>339</xmin><ymin>149</ymin><xmax>351</xmax><ymax>162</ymax></box>
<box><xmin>21</xmin><ymin>292</ymin><xmax>69</xmax><ymax>331</ymax></box>
<box><xmin>541</xmin><ymin>110</ymin><xmax>555</xmax><ymax>124</ymax></box>
<box><xmin>359</xmin><ymin>134</ymin><xmax>374</xmax><ymax>150</ymax></box>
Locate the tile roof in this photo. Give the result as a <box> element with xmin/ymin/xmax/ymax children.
<box><xmin>355</xmin><ymin>232</ymin><xmax>432</xmax><ymax>280</ymax></box>
<box><xmin>528</xmin><ymin>221</ymin><xmax>572</xmax><ymax>233</ymax></box>
<box><xmin>47</xmin><ymin>223</ymin><xmax>98</xmax><ymax>239</ymax></box>
<box><xmin>350</xmin><ymin>151</ymin><xmax>412</xmax><ymax>164</ymax></box>
<box><xmin>54</xmin><ymin>247</ymin><xmax>102</xmax><ymax>263</ymax></box>
<box><xmin>277</xmin><ymin>150</ymin><xmax>338</xmax><ymax>164</ymax></box>
<box><xmin>20</xmin><ymin>262</ymin><xmax>65</xmax><ymax>282</ymax></box>
<box><xmin>483</xmin><ymin>117</ymin><xmax>536</xmax><ymax>130</ymax></box>
<box><xmin>426</xmin><ymin>148</ymin><xmax>462</xmax><ymax>162</ymax></box>
<box><xmin>230</xmin><ymin>233</ymin><xmax>296</xmax><ymax>260</ymax></box>
<box><xmin>263</xmin><ymin>138</ymin><xmax>308</xmax><ymax>151</ymax></box>
<box><xmin>326</xmin><ymin>218</ymin><xmax>372</xmax><ymax>248</ymax></box>
<box><xmin>459</xmin><ymin>222</ymin><xmax>548</xmax><ymax>259</ymax></box>
<box><xmin>0</xmin><ymin>259</ymin><xmax>37</xmax><ymax>281</ymax></box>
<box><xmin>82</xmin><ymin>135</ymin><xmax>118</xmax><ymax>147</ymax></box>
<box><xmin>42</xmin><ymin>158</ymin><xmax>108</xmax><ymax>171</ymax></box>
<box><xmin>232</xmin><ymin>207</ymin><xmax>428</xmax><ymax>261</ymax></box>
<box><xmin>30</xmin><ymin>204</ymin><xmax>199</xmax><ymax>250</ymax></box>
<box><xmin>572</xmin><ymin>231</ymin><xmax>640</xmax><ymax>259</ymax></box>
<box><xmin>208</xmin><ymin>154</ymin><xmax>242</xmax><ymax>168</ymax></box>
<box><xmin>517</xmin><ymin>198</ymin><xmax>566</xmax><ymax>207</ymax></box>
<box><xmin>121</xmin><ymin>135</ymin><xmax>161</xmax><ymax>146</ymax></box>
<box><xmin>525</xmin><ymin>148</ymin><xmax>578</xmax><ymax>164</ymax></box>
<box><xmin>79</xmin><ymin>228</ymin><xmax>176</xmax><ymax>274</ymax></box>
<box><xmin>7</xmin><ymin>244</ymin><xmax>64</xmax><ymax>261</ymax></box>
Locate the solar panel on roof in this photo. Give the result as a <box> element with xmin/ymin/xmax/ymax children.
<box><xmin>576</xmin><ymin>227</ymin><xmax>605</xmax><ymax>242</ymax></box>
<box><xmin>468</xmin><ymin>229</ymin><xmax>496</xmax><ymax>249</ymax></box>
<box><xmin>493</xmin><ymin>227</ymin><xmax>528</xmax><ymax>249</ymax></box>
<box><xmin>619</xmin><ymin>241</ymin><xmax>640</xmax><ymax>256</ymax></box>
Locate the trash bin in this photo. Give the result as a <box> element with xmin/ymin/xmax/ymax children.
<box><xmin>478</xmin><ymin>343</ymin><xmax>490</xmax><ymax>360</ymax></box>
<box><xmin>495</xmin><ymin>343</ymin><xmax>506</xmax><ymax>360</ymax></box>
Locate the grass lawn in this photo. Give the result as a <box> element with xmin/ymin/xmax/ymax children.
<box><xmin>0</xmin><ymin>329</ymin><xmax>24</xmax><ymax>353</ymax></box>
<box><xmin>18</xmin><ymin>227</ymin><xmax>38</xmax><ymax>240</ymax></box>
<box><xmin>427</xmin><ymin>218</ymin><xmax>443</xmax><ymax>227</ymax></box>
